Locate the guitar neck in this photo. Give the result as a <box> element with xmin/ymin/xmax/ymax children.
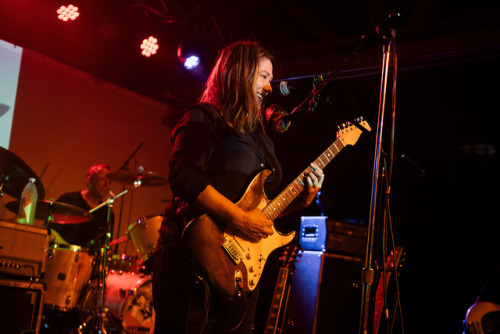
<box><xmin>264</xmin><ymin>266</ymin><xmax>290</xmax><ymax>334</ymax></box>
<box><xmin>263</xmin><ymin>137</ymin><xmax>346</xmax><ymax>220</ymax></box>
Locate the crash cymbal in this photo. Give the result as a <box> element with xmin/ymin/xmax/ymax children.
<box><xmin>106</xmin><ymin>170</ymin><xmax>168</xmax><ymax>186</ymax></box>
<box><xmin>5</xmin><ymin>200</ymin><xmax>93</xmax><ymax>224</ymax></box>
<box><xmin>0</xmin><ymin>147</ymin><xmax>45</xmax><ymax>199</ymax></box>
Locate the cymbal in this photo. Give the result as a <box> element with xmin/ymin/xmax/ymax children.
<box><xmin>5</xmin><ymin>200</ymin><xmax>93</xmax><ymax>224</ymax></box>
<box><xmin>106</xmin><ymin>170</ymin><xmax>168</xmax><ymax>186</ymax></box>
<box><xmin>0</xmin><ymin>147</ymin><xmax>45</xmax><ymax>199</ymax></box>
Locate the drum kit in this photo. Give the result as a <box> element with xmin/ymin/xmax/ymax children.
<box><xmin>0</xmin><ymin>147</ymin><xmax>167</xmax><ymax>334</ymax></box>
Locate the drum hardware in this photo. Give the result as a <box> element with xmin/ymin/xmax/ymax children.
<box><xmin>80</xmin><ymin>272</ymin><xmax>154</xmax><ymax>334</ymax></box>
<box><xmin>105</xmin><ymin>166</ymin><xmax>166</xmax><ymax>261</ymax></box>
<box><xmin>78</xmin><ymin>178</ymin><xmax>145</xmax><ymax>333</ymax></box>
<box><xmin>106</xmin><ymin>169</ymin><xmax>168</xmax><ymax>187</ymax></box>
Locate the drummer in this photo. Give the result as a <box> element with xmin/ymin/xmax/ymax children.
<box><xmin>50</xmin><ymin>163</ymin><xmax>115</xmax><ymax>252</ymax></box>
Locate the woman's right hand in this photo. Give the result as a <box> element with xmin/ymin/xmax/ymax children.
<box><xmin>236</xmin><ymin>208</ymin><xmax>274</xmax><ymax>241</ymax></box>
<box><xmin>195</xmin><ymin>185</ymin><xmax>274</xmax><ymax>241</ymax></box>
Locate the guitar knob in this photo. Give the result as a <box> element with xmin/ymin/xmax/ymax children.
<box><xmin>249</xmin><ymin>279</ymin><xmax>257</xmax><ymax>286</ymax></box>
<box><xmin>249</xmin><ymin>266</ymin><xmax>254</xmax><ymax>273</ymax></box>
<box><xmin>246</xmin><ymin>252</ymin><xmax>253</xmax><ymax>260</ymax></box>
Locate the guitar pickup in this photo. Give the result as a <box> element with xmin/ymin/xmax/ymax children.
<box><xmin>222</xmin><ymin>239</ymin><xmax>242</xmax><ymax>264</ymax></box>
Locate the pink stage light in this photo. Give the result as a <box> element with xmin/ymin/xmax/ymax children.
<box><xmin>140</xmin><ymin>36</ymin><xmax>159</xmax><ymax>57</ymax></box>
<box><xmin>57</xmin><ymin>5</ymin><xmax>80</xmax><ymax>22</ymax></box>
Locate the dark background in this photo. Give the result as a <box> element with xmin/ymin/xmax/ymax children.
<box><xmin>1</xmin><ymin>0</ymin><xmax>500</xmax><ymax>332</ymax></box>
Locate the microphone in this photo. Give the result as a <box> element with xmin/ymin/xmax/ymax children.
<box><xmin>271</xmin><ymin>75</ymin><xmax>325</xmax><ymax>96</ymax></box>
<box><xmin>265</xmin><ymin>104</ymin><xmax>292</xmax><ymax>133</ymax></box>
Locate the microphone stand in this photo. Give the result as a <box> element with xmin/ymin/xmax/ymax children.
<box><xmin>284</xmin><ymin>9</ymin><xmax>403</xmax><ymax>334</ymax></box>
<box><xmin>288</xmin><ymin>33</ymin><xmax>374</xmax><ymax>117</ymax></box>
<box><xmin>114</xmin><ymin>142</ymin><xmax>144</xmax><ymax>253</ymax></box>
<box><xmin>359</xmin><ymin>29</ymin><xmax>396</xmax><ymax>334</ymax></box>
<box><xmin>79</xmin><ymin>181</ymin><xmax>142</xmax><ymax>333</ymax></box>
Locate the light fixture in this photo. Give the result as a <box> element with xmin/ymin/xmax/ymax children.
<box><xmin>177</xmin><ymin>35</ymin><xmax>205</xmax><ymax>71</ymax></box>
<box><xmin>57</xmin><ymin>5</ymin><xmax>80</xmax><ymax>22</ymax></box>
<box><xmin>140</xmin><ymin>36</ymin><xmax>159</xmax><ymax>57</ymax></box>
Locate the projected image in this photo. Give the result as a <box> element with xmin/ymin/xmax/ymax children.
<box><xmin>0</xmin><ymin>39</ymin><xmax>23</xmax><ymax>149</ymax></box>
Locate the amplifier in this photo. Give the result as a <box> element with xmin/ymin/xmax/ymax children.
<box><xmin>325</xmin><ymin>220</ymin><xmax>367</xmax><ymax>257</ymax></box>
<box><xmin>283</xmin><ymin>251</ymin><xmax>363</xmax><ymax>334</ymax></box>
<box><xmin>299</xmin><ymin>216</ymin><xmax>327</xmax><ymax>251</ymax></box>
<box><xmin>0</xmin><ymin>278</ymin><xmax>46</xmax><ymax>334</ymax></box>
<box><xmin>0</xmin><ymin>221</ymin><xmax>50</xmax><ymax>278</ymax></box>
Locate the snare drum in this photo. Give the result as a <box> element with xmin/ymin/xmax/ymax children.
<box><xmin>41</xmin><ymin>244</ymin><xmax>94</xmax><ymax>310</ymax></box>
<box><xmin>127</xmin><ymin>215</ymin><xmax>163</xmax><ymax>263</ymax></box>
<box><xmin>81</xmin><ymin>271</ymin><xmax>155</xmax><ymax>332</ymax></box>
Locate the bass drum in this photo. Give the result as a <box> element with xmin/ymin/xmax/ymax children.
<box><xmin>121</xmin><ymin>278</ymin><xmax>155</xmax><ymax>333</ymax></box>
<box><xmin>81</xmin><ymin>271</ymin><xmax>155</xmax><ymax>333</ymax></box>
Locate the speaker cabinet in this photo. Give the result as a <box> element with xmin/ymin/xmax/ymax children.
<box><xmin>283</xmin><ymin>251</ymin><xmax>363</xmax><ymax>334</ymax></box>
<box><xmin>0</xmin><ymin>221</ymin><xmax>50</xmax><ymax>278</ymax></box>
<box><xmin>0</xmin><ymin>278</ymin><xmax>45</xmax><ymax>334</ymax></box>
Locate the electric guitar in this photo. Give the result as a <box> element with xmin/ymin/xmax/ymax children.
<box><xmin>182</xmin><ymin>119</ymin><xmax>371</xmax><ymax>299</ymax></box>
<box><xmin>264</xmin><ymin>244</ymin><xmax>299</xmax><ymax>334</ymax></box>
<box><xmin>464</xmin><ymin>301</ymin><xmax>500</xmax><ymax>334</ymax></box>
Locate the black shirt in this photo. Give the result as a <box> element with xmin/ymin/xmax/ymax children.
<box><xmin>158</xmin><ymin>103</ymin><xmax>282</xmax><ymax>247</ymax></box>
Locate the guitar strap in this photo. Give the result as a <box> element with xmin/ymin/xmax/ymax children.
<box><xmin>252</xmin><ymin>130</ymin><xmax>283</xmax><ymax>194</ymax></box>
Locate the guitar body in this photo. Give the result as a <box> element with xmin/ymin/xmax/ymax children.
<box><xmin>182</xmin><ymin>119</ymin><xmax>370</xmax><ymax>300</ymax></box>
<box><xmin>182</xmin><ymin>169</ymin><xmax>295</xmax><ymax>299</ymax></box>
<box><xmin>465</xmin><ymin>301</ymin><xmax>500</xmax><ymax>334</ymax></box>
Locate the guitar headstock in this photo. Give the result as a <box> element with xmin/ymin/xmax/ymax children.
<box><xmin>336</xmin><ymin>117</ymin><xmax>371</xmax><ymax>147</ymax></box>
<box><xmin>278</xmin><ymin>244</ymin><xmax>301</xmax><ymax>270</ymax></box>
<box><xmin>384</xmin><ymin>246</ymin><xmax>404</xmax><ymax>271</ymax></box>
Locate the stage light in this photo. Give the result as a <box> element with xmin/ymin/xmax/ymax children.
<box><xmin>140</xmin><ymin>36</ymin><xmax>159</xmax><ymax>57</ymax></box>
<box><xmin>177</xmin><ymin>45</ymin><xmax>201</xmax><ymax>70</ymax></box>
<box><xmin>57</xmin><ymin>5</ymin><xmax>80</xmax><ymax>22</ymax></box>
<box><xmin>183</xmin><ymin>55</ymin><xmax>200</xmax><ymax>70</ymax></box>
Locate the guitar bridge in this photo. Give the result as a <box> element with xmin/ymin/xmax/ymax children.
<box><xmin>222</xmin><ymin>239</ymin><xmax>242</xmax><ymax>264</ymax></box>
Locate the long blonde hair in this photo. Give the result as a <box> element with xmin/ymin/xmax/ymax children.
<box><xmin>200</xmin><ymin>41</ymin><xmax>273</xmax><ymax>133</ymax></box>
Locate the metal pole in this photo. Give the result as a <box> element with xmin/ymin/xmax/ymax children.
<box><xmin>359</xmin><ymin>32</ymin><xmax>394</xmax><ymax>334</ymax></box>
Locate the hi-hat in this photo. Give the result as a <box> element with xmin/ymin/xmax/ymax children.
<box><xmin>0</xmin><ymin>147</ymin><xmax>45</xmax><ymax>199</ymax></box>
<box><xmin>5</xmin><ymin>200</ymin><xmax>92</xmax><ymax>224</ymax></box>
<box><xmin>106</xmin><ymin>170</ymin><xmax>167</xmax><ymax>186</ymax></box>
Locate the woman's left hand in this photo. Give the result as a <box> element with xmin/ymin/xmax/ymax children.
<box><xmin>298</xmin><ymin>162</ymin><xmax>324</xmax><ymax>208</ymax></box>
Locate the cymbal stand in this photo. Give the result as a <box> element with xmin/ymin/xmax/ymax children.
<box><xmin>79</xmin><ymin>180</ymin><xmax>142</xmax><ymax>333</ymax></box>
<box><xmin>115</xmin><ymin>142</ymin><xmax>144</xmax><ymax>254</ymax></box>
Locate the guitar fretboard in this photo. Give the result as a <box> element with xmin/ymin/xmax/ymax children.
<box><xmin>263</xmin><ymin>137</ymin><xmax>346</xmax><ymax>220</ymax></box>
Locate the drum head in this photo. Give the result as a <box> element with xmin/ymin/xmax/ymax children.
<box><xmin>122</xmin><ymin>280</ymin><xmax>155</xmax><ymax>333</ymax></box>
<box><xmin>127</xmin><ymin>215</ymin><xmax>163</xmax><ymax>263</ymax></box>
